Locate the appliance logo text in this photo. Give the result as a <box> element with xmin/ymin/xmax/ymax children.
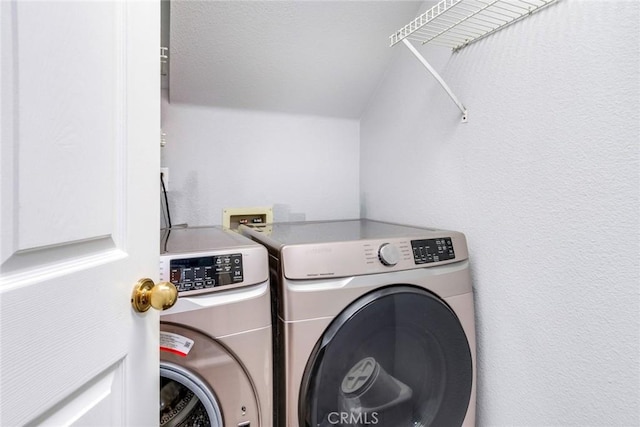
<box><xmin>327</xmin><ymin>412</ymin><xmax>379</xmax><ymax>425</ymax></box>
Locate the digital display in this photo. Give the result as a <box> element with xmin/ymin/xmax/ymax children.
<box><xmin>411</xmin><ymin>238</ymin><xmax>455</xmax><ymax>264</ymax></box>
<box><xmin>169</xmin><ymin>254</ymin><xmax>243</xmax><ymax>293</ymax></box>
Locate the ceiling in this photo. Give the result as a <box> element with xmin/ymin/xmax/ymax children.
<box><xmin>167</xmin><ymin>1</ymin><xmax>425</xmax><ymax>119</ymax></box>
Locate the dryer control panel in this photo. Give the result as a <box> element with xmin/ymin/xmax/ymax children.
<box><xmin>411</xmin><ymin>238</ymin><xmax>455</xmax><ymax>264</ymax></box>
<box><xmin>168</xmin><ymin>254</ymin><xmax>243</xmax><ymax>293</ymax></box>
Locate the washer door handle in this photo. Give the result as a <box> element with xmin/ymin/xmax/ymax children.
<box><xmin>131</xmin><ymin>278</ymin><xmax>178</xmax><ymax>312</ymax></box>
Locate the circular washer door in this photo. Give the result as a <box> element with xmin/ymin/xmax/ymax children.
<box><xmin>160</xmin><ymin>323</ymin><xmax>261</xmax><ymax>427</ymax></box>
<box><xmin>160</xmin><ymin>362</ymin><xmax>223</xmax><ymax>427</ymax></box>
<box><xmin>299</xmin><ymin>286</ymin><xmax>473</xmax><ymax>427</ymax></box>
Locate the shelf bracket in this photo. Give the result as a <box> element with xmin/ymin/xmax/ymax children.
<box><xmin>402</xmin><ymin>39</ymin><xmax>467</xmax><ymax>123</ymax></box>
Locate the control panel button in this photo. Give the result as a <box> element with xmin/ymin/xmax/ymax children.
<box><xmin>378</xmin><ymin>243</ymin><xmax>400</xmax><ymax>266</ymax></box>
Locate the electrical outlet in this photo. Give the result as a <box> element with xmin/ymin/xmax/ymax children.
<box><xmin>160</xmin><ymin>167</ymin><xmax>169</xmax><ymax>191</ymax></box>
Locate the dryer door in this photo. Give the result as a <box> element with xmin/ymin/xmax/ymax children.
<box><xmin>299</xmin><ymin>286</ymin><xmax>473</xmax><ymax>427</ymax></box>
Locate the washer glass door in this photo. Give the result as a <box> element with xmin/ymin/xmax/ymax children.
<box><xmin>299</xmin><ymin>286</ymin><xmax>473</xmax><ymax>427</ymax></box>
<box><xmin>160</xmin><ymin>363</ymin><xmax>223</xmax><ymax>427</ymax></box>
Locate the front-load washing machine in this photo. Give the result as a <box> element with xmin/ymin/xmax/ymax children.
<box><xmin>159</xmin><ymin>226</ymin><xmax>273</xmax><ymax>427</ymax></box>
<box><xmin>240</xmin><ymin>219</ymin><xmax>476</xmax><ymax>427</ymax></box>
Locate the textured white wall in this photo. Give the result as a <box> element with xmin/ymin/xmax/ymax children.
<box><xmin>161</xmin><ymin>97</ymin><xmax>360</xmax><ymax>226</ymax></box>
<box><xmin>361</xmin><ymin>0</ymin><xmax>639</xmax><ymax>425</ymax></box>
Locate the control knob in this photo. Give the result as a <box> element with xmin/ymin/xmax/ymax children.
<box><xmin>378</xmin><ymin>243</ymin><xmax>400</xmax><ymax>266</ymax></box>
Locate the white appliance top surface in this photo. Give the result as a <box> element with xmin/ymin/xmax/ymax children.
<box><xmin>160</xmin><ymin>226</ymin><xmax>261</xmax><ymax>255</ymax></box>
<box><xmin>243</xmin><ymin>219</ymin><xmax>452</xmax><ymax>247</ymax></box>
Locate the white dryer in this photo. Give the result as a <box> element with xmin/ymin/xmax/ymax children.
<box><xmin>159</xmin><ymin>226</ymin><xmax>273</xmax><ymax>427</ymax></box>
<box><xmin>240</xmin><ymin>219</ymin><xmax>476</xmax><ymax>427</ymax></box>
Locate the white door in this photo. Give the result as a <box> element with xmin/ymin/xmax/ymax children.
<box><xmin>0</xmin><ymin>1</ymin><xmax>160</xmax><ymax>426</ymax></box>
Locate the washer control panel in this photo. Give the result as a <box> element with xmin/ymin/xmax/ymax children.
<box><xmin>411</xmin><ymin>238</ymin><xmax>455</xmax><ymax>264</ymax></box>
<box><xmin>169</xmin><ymin>254</ymin><xmax>243</xmax><ymax>293</ymax></box>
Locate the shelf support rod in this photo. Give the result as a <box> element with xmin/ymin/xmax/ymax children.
<box><xmin>402</xmin><ymin>39</ymin><xmax>467</xmax><ymax>122</ymax></box>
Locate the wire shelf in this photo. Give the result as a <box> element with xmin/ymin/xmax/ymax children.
<box><xmin>390</xmin><ymin>0</ymin><xmax>557</xmax><ymax>51</ymax></box>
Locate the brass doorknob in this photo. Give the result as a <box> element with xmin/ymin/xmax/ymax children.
<box><xmin>131</xmin><ymin>278</ymin><xmax>178</xmax><ymax>313</ymax></box>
